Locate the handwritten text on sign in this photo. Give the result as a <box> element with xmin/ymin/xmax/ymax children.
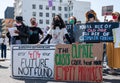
<box><xmin>75</xmin><ymin>22</ymin><xmax>119</xmax><ymax>42</ymax></box>
<box><xmin>54</xmin><ymin>43</ymin><xmax>103</xmax><ymax>82</ymax></box>
<box><xmin>12</xmin><ymin>45</ymin><xmax>55</xmax><ymax>79</ymax></box>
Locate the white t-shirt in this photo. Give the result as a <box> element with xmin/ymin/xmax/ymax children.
<box><xmin>48</xmin><ymin>27</ymin><xmax>68</xmax><ymax>44</ymax></box>
<box><xmin>0</xmin><ymin>37</ymin><xmax>8</xmax><ymax>45</ymax></box>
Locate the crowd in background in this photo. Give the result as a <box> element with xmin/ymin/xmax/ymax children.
<box><xmin>1</xmin><ymin>9</ymin><xmax>120</xmax><ymax>75</ymax></box>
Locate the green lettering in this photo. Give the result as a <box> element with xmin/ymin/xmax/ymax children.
<box><xmin>89</xmin><ymin>44</ymin><xmax>94</xmax><ymax>58</ymax></box>
<box><xmin>55</xmin><ymin>54</ymin><xmax>60</xmax><ymax>65</ymax></box>
<box><xmin>72</xmin><ymin>44</ymin><xmax>77</xmax><ymax>58</ymax></box>
<box><xmin>66</xmin><ymin>54</ymin><xmax>70</xmax><ymax>65</ymax></box>
<box><xmin>78</xmin><ymin>44</ymin><xmax>82</xmax><ymax>58</ymax></box>
<box><xmin>55</xmin><ymin>54</ymin><xmax>70</xmax><ymax>65</ymax></box>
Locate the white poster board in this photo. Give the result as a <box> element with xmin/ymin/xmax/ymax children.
<box><xmin>8</xmin><ymin>27</ymin><xmax>18</xmax><ymax>36</ymax></box>
<box><xmin>112</xmin><ymin>27</ymin><xmax>120</xmax><ymax>48</ymax></box>
<box><xmin>11</xmin><ymin>44</ymin><xmax>55</xmax><ymax>79</ymax></box>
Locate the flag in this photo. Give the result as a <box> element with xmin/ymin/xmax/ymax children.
<box><xmin>48</xmin><ymin>0</ymin><xmax>53</xmax><ymax>7</ymax></box>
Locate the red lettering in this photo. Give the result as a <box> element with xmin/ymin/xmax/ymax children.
<box><xmin>28</xmin><ymin>51</ymin><xmax>40</xmax><ymax>59</ymax></box>
<box><xmin>55</xmin><ymin>66</ymin><xmax>76</xmax><ymax>81</ymax></box>
<box><xmin>78</xmin><ymin>66</ymin><xmax>102</xmax><ymax>82</ymax></box>
<box><xmin>63</xmin><ymin>66</ymin><xmax>69</xmax><ymax>80</ymax></box>
<box><xmin>55</xmin><ymin>66</ymin><xmax>62</xmax><ymax>80</ymax></box>
<box><xmin>55</xmin><ymin>66</ymin><xmax>102</xmax><ymax>82</ymax></box>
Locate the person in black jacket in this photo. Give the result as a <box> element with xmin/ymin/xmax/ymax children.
<box><xmin>40</xmin><ymin>15</ymin><xmax>72</xmax><ymax>44</ymax></box>
<box><xmin>7</xmin><ymin>16</ymin><xmax>29</xmax><ymax>44</ymax></box>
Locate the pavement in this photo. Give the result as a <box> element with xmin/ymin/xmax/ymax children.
<box><xmin>0</xmin><ymin>50</ymin><xmax>120</xmax><ymax>83</ymax></box>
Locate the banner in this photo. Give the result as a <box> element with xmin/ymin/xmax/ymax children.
<box><xmin>48</xmin><ymin>0</ymin><xmax>53</xmax><ymax>7</ymax></box>
<box><xmin>54</xmin><ymin>43</ymin><xmax>103</xmax><ymax>82</ymax></box>
<box><xmin>12</xmin><ymin>44</ymin><xmax>55</xmax><ymax>79</ymax></box>
<box><xmin>74</xmin><ymin>22</ymin><xmax>119</xmax><ymax>43</ymax></box>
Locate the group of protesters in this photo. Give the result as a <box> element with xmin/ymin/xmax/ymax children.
<box><xmin>1</xmin><ymin>9</ymin><xmax>120</xmax><ymax>75</ymax></box>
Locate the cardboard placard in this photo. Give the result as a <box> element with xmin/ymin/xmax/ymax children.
<box><xmin>12</xmin><ymin>44</ymin><xmax>55</xmax><ymax>79</ymax></box>
<box><xmin>54</xmin><ymin>43</ymin><xmax>103</xmax><ymax>82</ymax></box>
<box><xmin>74</xmin><ymin>22</ymin><xmax>119</xmax><ymax>42</ymax></box>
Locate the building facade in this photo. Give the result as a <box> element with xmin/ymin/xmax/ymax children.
<box><xmin>5</xmin><ymin>7</ymin><xmax>14</xmax><ymax>19</ymax></box>
<box><xmin>14</xmin><ymin>0</ymin><xmax>91</xmax><ymax>29</ymax></box>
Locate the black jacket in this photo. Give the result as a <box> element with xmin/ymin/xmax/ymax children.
<box><xmin>7</xmin><ymin>23</ymin><xmax>29</xmax><ymax>44</ymax></box>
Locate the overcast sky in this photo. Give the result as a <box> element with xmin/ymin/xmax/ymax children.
<box><xmin>0</xmin><ymin>0</ymin><xmax>120</xmax><ymax>21</ymax></box>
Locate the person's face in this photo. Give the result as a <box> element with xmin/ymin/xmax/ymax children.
<box><xmin>112</xmin><ymin>14</ymin><xmax>119</xmax><ymax>20</ymax></box>
<box><xmin>31</xmin><ymin>18</ymin><xmax>37</xmax><ymax>26</ymax></box>
<box><xmin>70</xmin><ymin>17</ymin><xmax>74</xmax><ymax>20</ymax></box>
<box><xmin>69</xmin><ymin>17</ymin><xmax>75</xmax><ymax>24</ymax></box>
<box><xmin>55</xmin><ymin>16</ymin><xmax>60</xmax><ymax>21</ymax></box>
<box><xmin>89</xmin><ymin>17</ymin><xmax>95</xmax><ymax>22</ymax></box>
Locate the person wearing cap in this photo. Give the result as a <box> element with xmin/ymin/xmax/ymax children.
<box><xmin>28</xmin><ymin>17</ymin><xmax>44</xmax><ymax>44</ymax></box>
<box><xmin>7</xmin><ymin>16</ymin><xmax>29</xmax><ymax>44</ymax></box>
<box><xmin>106</xmin><ymin>12</ymin><xmax>120</xmax><ymax>74</ymax></box>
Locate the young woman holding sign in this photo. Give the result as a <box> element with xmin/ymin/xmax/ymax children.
<box><xmin>106</xmin><ymin>12</ymin><xmax>120</xmax><ymax>74</ymax></box>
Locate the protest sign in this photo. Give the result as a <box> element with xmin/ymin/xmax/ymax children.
<box><xmin>8</xmin><ymin>27</ymin><xmax>19</xmax><ymax>36</ymax></box>
<box><xmin>66</xmin><ymin>24</ymin><xmax>74</xmax><ymax>42</ymax></box>
<box><xmin>112</xmin><ymin>27</ymin><xmax>120</xmax><ymax>48</ymax></box>
<box><xmin>75</xmin><ymin>22</ymin><xmax>119</xmax><ymax>42</ymax></box>
<box><xmin>102</xmin><ymin>5</ymin><xmax>113</xmax><ymax>16</ymax></box>
<box><xmin>54</xmin><ymin>43</ymin><xmax>103</xmax><ymax>82</ymax></box>
<box><xmin>12</xmin><ymin>44</ymin><xmax>55</xmax><ymax>79</ymax></box>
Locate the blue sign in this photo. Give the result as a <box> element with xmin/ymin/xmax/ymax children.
<box><xmin>74</xmin><ymin>22</ymin><xmax>119</xmax><ymax>42</ymax></box>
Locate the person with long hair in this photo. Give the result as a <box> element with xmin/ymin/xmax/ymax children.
<box><xmin>106</xmin><ymin>12</ymin><xmax>120</xmax><ymax>74</ymax></box>
<box><xmin>85</xmin><ymin>9</ymin><xmax>99</xmax><ymax>23</ymax></box>
<box><xmin>40</xmin><ymin>15</ymin><xmax>72</xmax><ymax>44</ymax></box>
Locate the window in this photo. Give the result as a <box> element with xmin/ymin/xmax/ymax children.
<box><xmin>39</xmin><ymin>12</ymin><xmax>43</xmax><ymax>17</ymax></box>
<box><xmin>46</xmin><ymin>13</ymin><xmax>49</xmax><ymax>17</ymax></box>
<box><xmin>64</xmin><ymin>14</ymin><xmax>68</xmax><ymax>18</ymax></box>
<box><xmin>39</xmin><ymin>5</ymin><xmax>43</xmax><ymax>10</ymax></box>
<box><xmin>64</xmin><ymin>7</ymin><xmax>67</xmax><ymax>11</ymax></box>
<box><xmin>32</xmin><ymin>4</ymin><xmax>36</xmax><ymax>9</ymax></box>
<box><xmin>46</xmin><ymin>20</ymin><xmax>49</xmax><ymax>24</ymax></box>
<box><xmin>32</xmin><ymin>12</ymin><xmax>36</xmax><ymax>16</ymax></box>
<box><xmin>52</xmin><ymin>6</ymin><xmax>55</xmax><ymax>10</ymax></box>
<box><xmin>39</xmin><ymin>19</ymin><xmax>43</xmax><ymax>24</ymax></box>
<box><xmin>71</xmin><ymin>13</ymin><xmax>73</xmax><ymax>16</ymax></box>
<box><xmin>58</xmin><ymin>6</ymin><xmax>62</xmax><ymax>11</ymax></box>
<box><xmin>46</xmin><ymin>5</ymin><xmax>49</xmax><ymax>10</ymax></box>
<box><xmin>52</xmin><ymin>13</ymin><xmax>55</xmax><ymax>17</ymax></box>
<box><xmin>60</xmin><ymin>0</ymin><xmax>62</xmax><ymax>2</ymax></box>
